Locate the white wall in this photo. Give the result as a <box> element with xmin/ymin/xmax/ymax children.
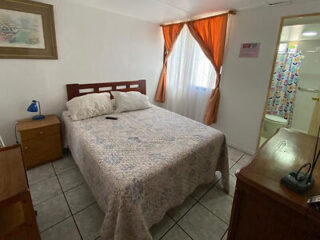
<box><xmin>2</xmin><ymin>0</ymin><xmax>320</xmax><ymax>154</ymax></box>
<box><xmin>214</xmin><ymin>1</ymin><xmax>320</xmax><ymax>154</ymax></box>
<box><xmin>291</xmin><ymin>40</ymin><xmax>320</xmax><ymax>133</ymax></box>
<box><xmin>0</xmin><ymin>0</ymin><xmax>163</xmax><ymax>145</ymax></box>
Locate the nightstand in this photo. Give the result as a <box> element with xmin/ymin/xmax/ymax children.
<box><xmin>16</xmin><ymin>115</ymin><xmax>62</xmax><ymax>169</ymax></box>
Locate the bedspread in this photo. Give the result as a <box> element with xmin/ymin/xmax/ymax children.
<box><xmin>62</xmin><ymin>105</ymin><xmax>229</xmax><ymax>240</ymax></box>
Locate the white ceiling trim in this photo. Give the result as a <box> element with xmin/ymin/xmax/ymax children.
<box><xmin>66</xmin><ymin>0</ymin><xmax>320</xmax><ymax>24</ymax></box>
<box><xmin>152</xmin><ymin>0</ymin><xmax>189</xmax><ymax>14</ymax></box>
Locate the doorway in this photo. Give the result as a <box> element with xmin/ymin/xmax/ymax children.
<box><xmin>258</xmin><ymin>13</ymin><xmax>320</xmax><ymax>147</ymax></box>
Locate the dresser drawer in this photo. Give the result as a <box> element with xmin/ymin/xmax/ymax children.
<box><xmin>20</xmin><ymin>124</ymin><xmax>60</xmax><ymax>141</ymax></box>
<box><xmin>22</xmin><ymin>134</ymin><xmax>62</xmax><ymax>169</ymax></box>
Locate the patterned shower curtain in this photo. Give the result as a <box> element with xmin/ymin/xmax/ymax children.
<box><xmin>266</xmin><ymin>52</ymin><xmax>304</xmax><ymax>127</ymax></box>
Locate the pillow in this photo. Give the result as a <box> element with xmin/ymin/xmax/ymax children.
<box><xmin>111</xmin><ymin>91</ymin><xmax>151</xmax><ymax>113</ymax></box>
<box><xmin>66</xmin><ymin>93</ymin><xmax>113</xmax><ymax>121</ymax></box>
<box><xmin>111</xmin><ymin>99</ymin><xmax>116</xmax><ymax>110</ymax></box>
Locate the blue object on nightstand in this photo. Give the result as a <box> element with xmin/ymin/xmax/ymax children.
<box><xmin>27</xmin><ymin>100</ymin><xmax>45</xmax><ymax>120</ymax></box>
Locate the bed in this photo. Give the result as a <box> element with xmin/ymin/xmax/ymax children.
<box><xmin>63</xmin><ymin>80</ymin><xmax>229</xmax><ymax>240</ymax></box>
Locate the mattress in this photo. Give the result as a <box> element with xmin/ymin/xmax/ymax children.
<box><xmin>62</xmin><ymin>105</ymin><xmax>229</xmax><ymax>240</ymax></box>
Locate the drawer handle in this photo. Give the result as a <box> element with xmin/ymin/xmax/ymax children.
<box><xmin>24</xmin><ymin>146</ymin><xmax>29</xmax><ymax>150</ymax></box>
<box><xmin>39</xmin><ymin>131</ymin><xmax>44</xmax><ymax>135</ymax></box>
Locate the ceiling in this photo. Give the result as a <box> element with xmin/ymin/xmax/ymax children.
<box><xmin>68</xmin><ymin>0</ymin><xmax>319</xmax><ymax>24</ymax></box>
<box><xmin>281</xmin><ymin>15</ymin><xmax>320</xmax><ymax>41</ymax></box>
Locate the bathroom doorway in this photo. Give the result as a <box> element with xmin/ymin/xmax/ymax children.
<box><xmin>258</xmin><ymin>13</ymin><xmax>320</xmax><ymax>147</ymax></box>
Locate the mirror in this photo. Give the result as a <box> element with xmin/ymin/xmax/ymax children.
<box><xmin>258</xmin><ymin>13</ymin><xmax>320</xmax><ymax>147</ymax></box>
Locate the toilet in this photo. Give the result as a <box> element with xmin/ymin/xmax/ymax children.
<box><xmin>262</xmin><ymin>114</ymin><xmax>288</xmax><ymax>139</ymax></box>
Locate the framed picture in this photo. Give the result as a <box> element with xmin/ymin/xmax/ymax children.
<box><xmin>0</xmin><ymin>0</ymin><xmax>57</xmax><ymax>59</ymax></box>
<box><xmin>239</xmin><ymin>43</ymin><xmax>261</xmax><ymax>58</ymax></box>
<box><xmin>0</xmin><ymin>136</ymin><xmax>5</xmax><ymax>148</ymax></box>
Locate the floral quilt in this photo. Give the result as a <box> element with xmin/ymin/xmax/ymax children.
<box><xmin>62</xmin><ymin>105</ymin><xmax>229</xmax><ymax>240</ymax></box>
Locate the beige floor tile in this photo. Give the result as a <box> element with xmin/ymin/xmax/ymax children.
<box><xmin>35</xmin><ymin>194</ymin><xmax>71</xmax><ymax>232</ymax></box>
<box><xmin>41</xmin><ymin>217</ymin><xmax>81</xmax><ymax>240</ymax></box>
<box><xmin>239</xmin><ymin>154</ymin><xmax>253</xmax><ymax>165</ymax></box>
<box><xmin>229</xmin><ymin>158</ymin><xmax>236</xmax><ymax>169</ymax></box>
<box><xmin>53</xmin><ymin>154</ymin><xmax>77</xmax><ymax>174</ymax></box>
<box><xmin>27</xmin><ymin>162</ymin><xmax>55</xmax><ymax>185</ymax></box>
<box><xmin>74</xmin><ymin>203</ymin><xmax>104</xmax><ymax>240</ymax></box>
<box><xmin>229</xmin><ymin>155</ymin><xmax>252</xmax><ymax>176</ymax></box>
<box><xmin>167</xmin><ymin>196</ymin><xmax>197</xmax><ymax>221</ymax></box>
<box><xmin>150</xmin><ymin>215</ymin><xmax>175</xmax><ymax>240</ymax></box>
<box><xmin>65</xmin><ymin>183</ymin><xmax>95</xmax><ymax>214</ymax></box>
<box><xmin>58</xmin><ymin>167</ymin><xmax>84</xmax><ymax>192</ymax></box>
<box><xmin>228</xmin><ymin>146</ymin><xmax>244</xmax><ymax>163</ymax></box>
<box><xmin>191</xmin><ymin>171</ymin><xmax>221</xmax><ymax>200</ymax></box>
<box><xmin>162</xmin><ymin>225</ymin><xmax>192</xmax><ymax>240</ymax></box>
<box><xmin>30</xmin><ymin>176</ymin><xmax>62</xmax><ymax>205</ymax></box>
<box><xmin>28</xmin><ymin>150</ymin><xmax>243</xmax><ymax>240</ymax></box>
<box><xmin>179</xmin><ymin>204</ymin><xmax>228</xmax><ymax>240</ymax></box>
<box><xmin>222</xmin><ymin>229</ymin><xmax>229</xmax><ymax>240</ymax></box>
<box><xmin>200</xmin><ymin>187</ymin><xmax>233</xmax><ymax>224</ymax></box>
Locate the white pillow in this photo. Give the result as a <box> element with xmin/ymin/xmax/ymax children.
<box><xmin>66</xmin><ymin>93</ymin><xmax>113</xmax><ymax>121</ymax></box>
<box><xmin>111</xmin><ymin>91</ymin><xmax>151</xmax><ymax>113</ymax></box>
<box><xmin>111</xmin><ymin>99</ymin><xmax>116</xmax><ymax>110</ymax></box>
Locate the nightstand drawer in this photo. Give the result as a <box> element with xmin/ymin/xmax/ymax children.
<box><xmin>22</xmin><ymin>134</ymin><xmax>62</xmax><ymax>169</ymax></box>
<box><xmin>20</xmin><ymin>124</ymin><xmax>60</xmax><ymax>141</ymax></box>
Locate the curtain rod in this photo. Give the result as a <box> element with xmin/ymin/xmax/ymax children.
<box><xmin>160</xmin><ymin>10</ymin><xmax>236</xmax><ymax>27</ymax></box>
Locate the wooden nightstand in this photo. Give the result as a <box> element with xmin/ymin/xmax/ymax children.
<box><xmin>0</xmin><ymin>145</ymin><xmax>40</xmax><ymax>239</ymax></box>
<box><xmin>17</xmin><ymin>115</ymin><xmax>62</xmax><ymax>169</ymax></box>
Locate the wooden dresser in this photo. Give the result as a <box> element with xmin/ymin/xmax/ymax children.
<box><xmin>17</xmin><ymin>115</ymin><xmax>62</xmax><ymax>169</ymax></box>
<box><xmin>228</xmin><ymin>128</ymin><xmax>320</xmax><ymax>240</ymax></box>
<box><xmin>0</xmin><ymin>145</ymin><xmax>40</xmax><ymax>239</ymax></box>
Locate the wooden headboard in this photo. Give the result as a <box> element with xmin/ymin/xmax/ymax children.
<box><xmin>66</xmin><ymin>80</ymin><xmax>146</xmax><ymax>101</ymax></box>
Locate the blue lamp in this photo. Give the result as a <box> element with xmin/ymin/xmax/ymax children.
<box><xmin>27</xmin><ymin>100</ymin><xmax>45</xmax><ymax>120</ymax></box>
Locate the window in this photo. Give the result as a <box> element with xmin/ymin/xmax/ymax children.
<box><xmin>163</xmin><ymin>26</ymin><xmax>216</xmax><ymax>122</ymax></box>
<box><xmin>195</xmin><ymin>54</ymin><xmax>216</xmax><ymax>89</ymax></box>
<box><xmin>278</xmin><ymin>43</ymin><xmax>288</xmax><ymax>53</ymax></box>
<box><xmin>168</xmin><ymin>26</ymin><xmax>216</xmax><ymax>90</ymax></box>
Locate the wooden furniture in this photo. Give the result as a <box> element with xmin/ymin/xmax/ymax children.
<box><xmin>17</xmin><ymin>115</ymin><xmax>62</xmax><ymax>169</ymax></box>
<box><xmin>0</xmin><ymin>145</ymin><xmax>40</xmax><ymax>239</ymax></box>
<box><xmin>66</xmin><ymin>79</ymin><xmax>147</xmax><ymax>100</ymax></box>
<box><xmin>228</xmin><ymin>128</ymin><xmax>320</xmax><ymax>240</ymax></box>
<box><xmin>0</xmin><ymin>0</ymin><xmax>58</xmax><ymax>59</ymax></box>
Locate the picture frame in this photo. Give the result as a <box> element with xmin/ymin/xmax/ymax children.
<box><xmin>0</xmin><ymin>136</ymin><xmax>5</xmax><ymax>148</ymax></box>
<box><xmin>0</xmin><ymin>0</ymin><xmax>57</xmax><ymax>59</ymax></box>
<box><xmin>239</xmin><ymin>43</ymin><xmax>261</xmax><ymax>58</ymax></box>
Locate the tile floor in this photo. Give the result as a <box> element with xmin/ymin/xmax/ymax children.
<box><xmin>27</xmin><ymin>146</ymin><xmax>252</xmax><ymax>240</ymax></box>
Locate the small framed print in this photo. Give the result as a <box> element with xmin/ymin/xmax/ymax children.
<box><xmin>0</xmin><ymin>0</ymin><xmax>58</xmax><ymax>59</ymax></box>
<box><xmin>0</xmin><ymin>136</ymin><xmax>5</xmax><ymax>148</ymax></box>
<box><xmin>239</xmin><ymin>43</ymin><xmax>261</xmax><ymax>58</ymax></box>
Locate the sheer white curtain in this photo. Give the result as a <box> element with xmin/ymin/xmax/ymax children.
<box><xmin>162</xmin><ymin>25</ymin><xmax>216</xmax><ymax>123</ymax></box>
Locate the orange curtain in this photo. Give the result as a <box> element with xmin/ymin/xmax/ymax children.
<box><xmin>187</xmin><ymin>14</ymin><xmax>228</xmax><ymax>125</ymax></box>
<box><xmin>155</xmin><ymin>23</ymin><xmax>184</xmax><ymax>102</ymax></box>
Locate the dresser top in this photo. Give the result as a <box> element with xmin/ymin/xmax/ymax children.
<box><xmin>239</xmin><ymin>128</ymin><xmax>320</xmax><ymax>216</ymax></box>
<box><xmin>0</xmin><ymin>145</ymin><xmax>28</xmax><ymax>201</ymax></box>
<box><xmin>17</xmin><ymin>115</ymin><xmax>60</xmax><ymax>132</ymax></box>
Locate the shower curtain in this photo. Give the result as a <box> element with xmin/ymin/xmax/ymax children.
<box><xmin>266</xmin><ymin>52</ymin><xmax>304</xmax><ymax>127</ymax></box>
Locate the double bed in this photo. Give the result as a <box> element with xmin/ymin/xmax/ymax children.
<box><xmin>62</xmin><ymin>80</ymin><xmax>229</xmax><ymax>240</ymax></box>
